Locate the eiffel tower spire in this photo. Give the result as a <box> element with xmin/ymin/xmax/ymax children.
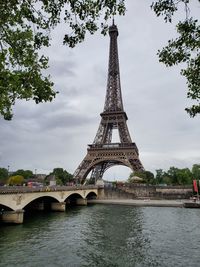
<box><xmin>73</xmin><ymin>23</ymin><xmax>144</xmax><ymax>184</ymax></box>
<box><xmin>104</xmin><ymin>22</ymin><xmax>123</xmax><ymax>112</ymax></box>
<box><xmin>93</xmin><ymin>22</ymin><xmax>132</xmax><ymax>145</ymax></box>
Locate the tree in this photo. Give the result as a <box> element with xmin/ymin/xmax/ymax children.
<box><xmin>167</xmin><ymin>166</ymin><xmax>179</xmax><ymax>184</ymax></box>
<box><xmin>7</xmin><ymin>175</ymin><xmax>24</xmax><ymax>185</ymax></box>
<box><xmin>192</xmin><ymin>164</ymin><xmax>200</xmax><ymax>179</ymax></box>
<box><xmin>176</xmin><ymin>168</ymin><xmax>192</xmax><ymax>185</ymax></box>
<box><xmin>0</xmin><ymin>0</ymin><xmax>125</xmax><ymax>120</ymax></box>
<box><xmin>13</xmin><ymin>169</ymin><xmax>33</xmax><ymax>180</ymax></box>
<box><xmin>0</xmin><ymin>167</ymin><xmax>8</xmax><ymax>179</ymax></box>
<box><xmin>145</xmin><ymin>171</ymin><xmax>155</xmax><ymax>183</ymax></box>
<box><xmin>151</xmin><ymin>0</ymin><xmax>200</xmax><ymax>117</ymax></box>
<box><xmin>162</xmin><ymin>175</ymin><xmax>172</xmax><ymax>185</ymax></box>
<box><xmin>0</xmin><ymin>167</ymin><xmax>8</xmax><ymax>184</ymax></box>
<box><xmin>49</xmin><ymin>168</ymin><xmax>73</xmax><ymax>185</ymax></box>
<box><xmin>166</xmin><ymin>166</ymin><xmax>192</xmax><ymax>185</ymax></box>
<box><xmin>155</xmin><ymin>169</ymin><xmax>165</xmax><ymax>184</ymax></box>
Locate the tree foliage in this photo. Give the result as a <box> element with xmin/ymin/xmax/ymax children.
<box><xmin>155</xmin><ymin>165</ymin><xmax>194</xmax><ymax>185</ymax></box>
<box><xmin>1</xmin><ymin>0</ymin><xmax>199</xmax><ymax>119</ymax></box>
<box><xmin>0</xmin><ymin>167</ymin><xmax>8</xmax><ymax>182</ymax></box>
<box><xmin>0</xmin><ymin>0</ymin><xmax>125</xmax><ymax>120</ymax></box>
<box><xmin>128</xmin><ymin>164</ymin><xmax>198</xmax><ymax>185</ymax></box>
<box><xmin>12</xmin><ymin>169</ymin><xmax>33</xmax><ymax>180</ymax></box>
<box><xmin>192</xmin><ymin>164</ymin><xmax>200</xmax><ymax>179</ymax></box>
<box><xmin>49</xmin><ymin>167</ymin><xmax>73</xmax><ymax>185</ymax></box>
<box><xmin>151</xmin><ymin>0</ymin><xmax>200</xmax><ymax>117</ymax></box>
<box><xmin>7</xmin><ymin>175</ymin><xmax>24</xmax><ymax>185</ymax></box>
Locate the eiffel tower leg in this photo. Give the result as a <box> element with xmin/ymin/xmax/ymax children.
<box><xmin>89</xmin><ymin>162</ymin><xmax>109</xmax><ymax>184</ymax></box>
<box><xmin>73</xmin><ymin>156</ymin><xmax>92</xmax><ymax>184</ymax></box>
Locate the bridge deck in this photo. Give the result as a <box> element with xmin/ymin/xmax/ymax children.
<box><xmin>0</xmin><ymin>185</ymin><xmax>99</xmax><ymax>194</ymax></box>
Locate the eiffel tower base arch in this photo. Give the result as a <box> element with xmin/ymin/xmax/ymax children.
<box><xmin>74</xmin><ymin>144</ymin><xmax>144</xmax><ymax>184</ymax></box>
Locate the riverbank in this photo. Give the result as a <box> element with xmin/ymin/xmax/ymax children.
<box><xmin>88</xmin><ymin>199</ymin><xmax>186</xmax><ymax>207</ymax></box>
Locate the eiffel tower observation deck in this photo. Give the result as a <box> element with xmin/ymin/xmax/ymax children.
<box><xmin>73</xmin><ymin>21</ymin><xmax>144</xmax><ymax>184</ymax></box>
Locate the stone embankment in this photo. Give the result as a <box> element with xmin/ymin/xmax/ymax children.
<box><xmin>88</xmin><ymin>199</ymin><xmax>184</xmax><ymax>207</ymax></box>
<box><xmin>102</xmin><ymin>185</ymin><xmax>193</xmax><ymax>200</ymax></box>
<box><xmin>89</xmin><ymin>185</ymin><xmax>193</xmax><ymax>207</ymax></box>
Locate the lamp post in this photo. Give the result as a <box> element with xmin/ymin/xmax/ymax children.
<box><xmin>7</xmin><ymin>165</ymin><xmax>10</xmax><ymax>176</ymax></box>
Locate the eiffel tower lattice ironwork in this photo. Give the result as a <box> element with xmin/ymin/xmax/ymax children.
<box><xmin>74</xmin><ymin>22</ymin><xmax>144</xmax><ymax>184</ymax></box>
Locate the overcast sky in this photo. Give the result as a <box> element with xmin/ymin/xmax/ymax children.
<box><xmin>0</xmin><ymin>1</ymin><xmax>199</xmax><ymax>180</ymax></box>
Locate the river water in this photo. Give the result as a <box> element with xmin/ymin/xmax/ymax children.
<box><xmin>0</xmin><ymin>204</ymin><xmax>200</xmax><ymax>267</ymax></box>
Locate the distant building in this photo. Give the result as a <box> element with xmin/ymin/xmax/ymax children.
<box><xmin>35</xmin><ymin>174</ymin><xmax>47</xmax><ymax>181</ymax></box>
<box><xmin>45</xmin><ymin>174</ymin><xmax>56</xmax><ymax>186</ymax></box>
<box><xmin>131</xmin><ymin>176</ymin><xmax>144</xmax><ymax>183</ymax></box>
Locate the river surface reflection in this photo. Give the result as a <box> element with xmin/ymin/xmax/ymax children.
<box><xmin>0</xmin><ymin>205</ymin><xmax>200</xmax><ymax>267</ymax></box>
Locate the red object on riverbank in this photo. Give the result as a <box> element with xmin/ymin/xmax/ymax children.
<box><xmin>193</xmin><ymin>180</ymin><xmax>198</xmax><ymax>192</ymax></box>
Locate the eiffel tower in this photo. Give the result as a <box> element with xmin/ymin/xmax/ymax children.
<box><xmin>74</xmin><ymin>21</ymin><xmax>144</xmax><ymax>184</ymax></box>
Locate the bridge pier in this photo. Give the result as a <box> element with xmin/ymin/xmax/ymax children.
<box><xmin>0</xmin><ymin>209</ymin><xmax>24</xmax><ymax>224</ymax></box>
<box><xmin>51</xmin><ymin>202</ymin><xmax>66</xmax><ymax>212</ymax></box>
<box><xmin>76</xmin><ymin>198</ymin><xmax>87</xmax><ymax>206</ymax></box>
<box><xmin>97</xmin><ymin>188</ymin><xmax>105</xmax><ymax>199</ymax></box>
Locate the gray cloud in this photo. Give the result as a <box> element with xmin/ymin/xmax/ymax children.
<box><xmin>49</xmin><ymin>60</ymin><xmax>76</xmax><ymax>78</ymax></box>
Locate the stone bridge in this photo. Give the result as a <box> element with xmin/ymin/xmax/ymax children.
<box><xmin>0</xmin><ymin>185</ymin><xmax>103</xmax><ymax>224</ymax></box>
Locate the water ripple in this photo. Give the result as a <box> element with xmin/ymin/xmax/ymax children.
<box><xmin>1</xmin><ymin>205</ymin><xmax>200</xmax><ymax>267</ymax></box>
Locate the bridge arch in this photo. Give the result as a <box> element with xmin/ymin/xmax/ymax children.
<box><xmin>22</xmin><ymin>195</ymin><xmax>60</xmax><ymax>210</ymax></box>
<box><xmin>86</xmin><ymin>191</ymin><xmax>97</xmax><ymax>199</ymax></box>
<box><xmin>0</xmin><ymin>203</ymin><xmax>13</xmax><ymax>211</ymax></box>
<box><xmin>65</xmin><ymin>193</ymin><xmax>84</xmax><ymax>205</ymax></box>
<box><xmin>0</xmin><ymin>199</ymin><xmax>15</xmax><ymax>211</ymax></box>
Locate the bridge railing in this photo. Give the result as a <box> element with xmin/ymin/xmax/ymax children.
<box><xmin>0</xmin><ymin>185</ymin><xmax>100</xmax><ymax>194</ymax></box>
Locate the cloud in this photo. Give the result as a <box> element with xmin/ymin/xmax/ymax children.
<box><xmin>49</xmin><ymin>60</ymin><xmax>76</xmax><ymax>78</ymax></box>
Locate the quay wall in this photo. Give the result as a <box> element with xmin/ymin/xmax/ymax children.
<box><xmin>103</xmin><ymin>185</ymin><xmax>193</xmax><ymax>200</ymax></box>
